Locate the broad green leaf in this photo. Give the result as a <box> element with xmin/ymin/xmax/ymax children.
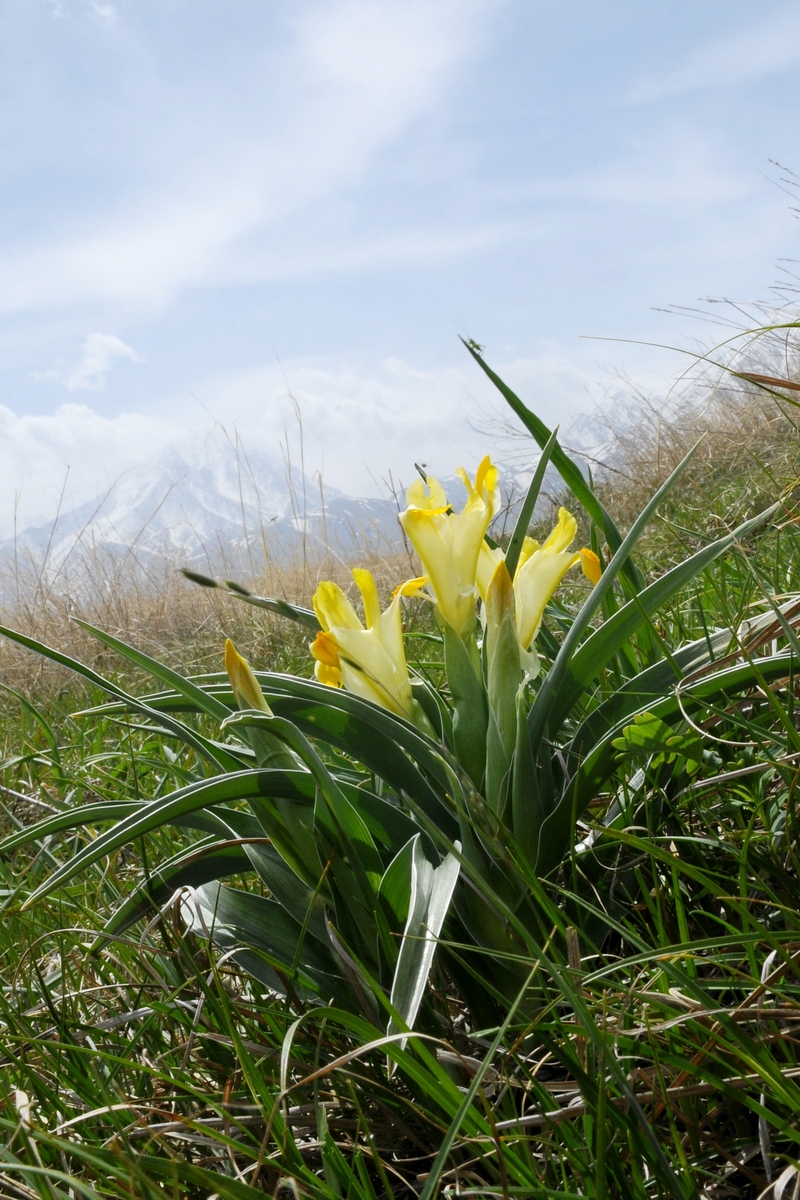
<box><xmin>89</xmin><ymin>669</ymin><xmax>458</xmax><ymax>834</ymax></box>
<box><xmin>223</xmin><ymin>713</ymin><xmax>384</xmax><ymax>890</ymax></box>
<box><xmin>377</xmin><ymin>836</ymin><xmax>416</xmax><ymax>932</ymax></box>
<box><xmin>484</xmin><ymin>576</ymin><xmax>521</xmax><ymax>815</ymax></box>
<box><xmin>511</xmin><ymin>681</ymin><xmax>549</xmax><ymax>864</ymax></box>
<box><xmin>72</xmin><ymin>618</ymin><xmax>232</xmax><ymax>723</ymax></box>
<box><xmin>0</xmin><ymin>802</ymin><xmax>144</xmax><ymax>853</ymax></box>
<box><xmin>187</xmin><ymin>882</ymin><xmax>350</xmax><ymax>1005</ymax></box>
<box><xmin>388</xmin><ymin>837</ymin><xmax>460</xmax><ymax>1044</ymax></box>
<box><xmin>245</xmin><ymin>841</ymin><xmax>329</xmax><ymax>944</ymax></box>
<box><xmin>98</xmin><ymin>837</ymin><xmax>256</xmax><ymax>941</ymax></box>
<box><xmin>0</xmin><ymin>799</ymin><xmax>262</xmax><ymax>856</ymax></box>
<box><xmin>19</xmin><ymin>769</ymin><xmax>318</xmax><ymax>908</ymax></box>
<box><xmin>443</xmin><ymin>624</ymin><xmax>488</xmax><ymax>788</ymax></box>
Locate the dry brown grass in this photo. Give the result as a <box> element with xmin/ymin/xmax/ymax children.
<box><xmin>0</xmin><ymin>535</ymin><xmax>419</xmax><ymax>699</ymax></box>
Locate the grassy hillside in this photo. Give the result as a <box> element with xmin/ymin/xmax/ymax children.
<box><xmin>1</xmin><ymin>331</ymin><xmax>800</xmax><ymax>1199</ymax></box>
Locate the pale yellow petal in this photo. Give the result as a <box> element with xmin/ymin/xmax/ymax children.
<box><xmin>392</xmin><ymin>574</ymin><xmax>429</xmax><ymax>599</ymax></box>
<box><xmin>405</xmin><ymin>473</ymin><xmax>448</xmax><ymax>512</ymax></box>
<box><xmin>541</xmin><ymin>507</ymin><xmax>578</xmax><ymax>555</ymax></box>
<box><xmin>314</xmin><ymin>659</ymin><xmax>343</xmax><ymax>688</ymax></box>
<box><xmin>476</xmin><ymin>541</ymin><xmax>504</xmax><ymax>602</ymax></box>
<box><xmin>313</xmin><ymin>580</ymin><xmax>362</xmax><ymax>633</ymax></box>
<box><xmin>485</xmin><ymin>558</ymin><xmax>515</xmax><ymax>632</ymax></box>
<box><xmin>310</xmin><ymin>630</ymin><xmax>340</xmax><ymax>668</ymax></box>
<box><xmin>516</xmin><ymin>536</ymin><xmax>540</xmax><ymax>570</ymax></box>
<box><xmin>352</xmin><ymin>568</ymin><xmax>381</xmax><ymax>629</ymax></box>
<box><xmin>514</xmin><ymin>548</ymin><xmax>580</xmax><ymax>649</ymax></box>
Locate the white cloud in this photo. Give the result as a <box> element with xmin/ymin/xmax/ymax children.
<box><xmin>0</xmin><ymin>401</ymin><xmax>184</xmax><ymax>533</ymax></box>
<box><xmin>34</xmin><ymin>332</ymin><xmax>142</xmax><ymax>391</ymax></box>
<box><xmin>628</xmin><ymin>7</ymin><xmax>800</xmax><ymax>103</ymax></box>
<box><xmin>0</xmin><ymin>349</ymin><xmax>601</xmax><ymax>538</ymax></box>
<box><xmin>0</xmin><ymin>0</ymin><xmax>497</xmax><ymax>319</ymax></box>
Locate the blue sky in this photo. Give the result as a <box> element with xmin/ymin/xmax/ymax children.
<box><xmin>2</xmin><ymin>0</ymin><xmax>800</xmax><ymax>531</ymax></box>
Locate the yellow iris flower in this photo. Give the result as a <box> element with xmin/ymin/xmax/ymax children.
<box><xmin>310</xmin><ymin>568</ymin><xmax>424</xmax><ymax>720</ymax></box>
<box><xmin>478</xmin><ymin>507</ymin><xmax>595</xmax><ymax>651</ymax></box>
<box><xmin>399</xmin><ymin>455</ymin><xmax>499</xmax><ymax>638</ymax></box>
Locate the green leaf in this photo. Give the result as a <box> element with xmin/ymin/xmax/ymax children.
<box><xmin>187</xmin><ymin>881</ymin><xmax>350</xmax><ymax>1004</ymax></box>
<box><xmin>244</xmin><ymin>841</ymin><xmax>329</xmax><ymax>943</ymax></box>
<box><xmin>181</xmin><ymin>569</ymin><xmax>320</xmax><ymax>629</ymax></box>
<box><xmin>504</xmin><ymin>425</ymin><xmax>560</xmax><ymax>579</ymax></box>
<box><xmin>72</xmin><ymin>618</ymin><xmax>233</xmax><ymax>723</ymax></box>
<box><xmin>511</xmin><ymin>681</ymin><xmax>550</xmax><ymax>864</ymax></box>
<box><xmin>484</xmin><ymin>580</ymin><xmax>521</xmax><ymax>815</ymax></box>
<box><xmin>443</xmin><ymin>624</ymin><xmax>488</xmax><ymax>788</ymax></box>
<box><xmin>0</xmin><ymin>623</ymin><xmax>242</xmax><ymax>773</ymax></box>
<box><xmin>462</xmin><ymin>340</ymin><xmax>644</xmax><ymax>592</ymax></box>
<box><xmin>19</xmin><ymin>769</ymin><xmax>318</xmax><ymax>909</ymax></box>
<box><xmin>527</xmin><ymin>438</ymin><xmax>706</xmax><ymax>754</ymax></box>
<box><xmin>223</xmin><ymin>713</ymin><xmax>384</xmax><ymax>891</ymax></box>
<box><xmin>257</xmin><ymin>678</ymin><xmax>459</xmax><ymax>837</ymax></box>
<box><xmin>73</xmin><ymin>671</ymin><xmax>461</xmax><ymax>837</ymax></box>
<box><xmin>612</xmin><ymin>710</ymin><xmax>704</xmax><ymax>772</ymax></box>
<box><xmin>388</xmin><ymin>836</ymin><xmax>460</xmax><ymax>1044</ymax></box>
<box><xmin>545</xmin><ymin>502</ymin><xmax>779</xmax><ymax>738</ymax></box>
<box><xmin>377</xmin><ymin>835</ymin><xmax>416</xmax><ymax>933</ymax></box>
<box><xmin>98</xmin><ymin>837</ymin><xmax>257</xmax><ymax>942</ymax></box>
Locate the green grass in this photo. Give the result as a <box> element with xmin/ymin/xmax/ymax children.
<box><xmin>3</xmin><ymin>340</ymin><xmax>800</xmax><ymax>1197</ymax></box>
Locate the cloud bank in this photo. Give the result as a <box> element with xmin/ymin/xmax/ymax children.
<box><xmin>0</xmin><ymin>349</ymin><xmax>604</xmax><ymax>538</ymax></box>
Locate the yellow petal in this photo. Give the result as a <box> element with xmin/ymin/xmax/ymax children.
<box><xmin>315</xmin><ymin>659</ymin><xmax>343</xmax><ymax>688</ymax></box>
<box><xmin>309</xmin><ymin>573</ymin><xmax>416</xmax><ymax>719</ymax></box>
<box><xmin>485</xmin><ymin>557</ymin><xmax>515</xmax><ymax>632</ymax></box>
<box><xmin>516</xmin><ymin>535</ymin><xmax>540</xmax><ymax>571</ymax></box>
<box><xmin>541</xmin><ymin>507</ymin><xmax>578</xmax><ymax>555</ymax></box>
<box><xmin>313</xmin><ymin>580</ymin><xmax>362</xmax><ymax>633</ymax></box>
<box><xmin>311</xmin><ymin>630</ymin><xmax>340</xmax><ymax>668</ymax></box>
<box><xmin>225</xmin><ymin>638</ymin><xmax>272</xmax><ymax>712</ymax></box>
<box><xmin>512</xmin><ymin>508</ymin><xmax>581</xmax><ymax>649</ymax></box>
<box><xmin>476</xmin><ymin>540</ymin><xmax>503</xmax><ymax>602</ymax></box>
<box><xmin>392</xmin><ymin>574</ymin><xmax>429</xmax><ymax>599</ymax></box>
<box><xmin>405</xmin><ymin>473</ymin><xmax>449</xmax><ymax>512</ymax></box>
<box><xmin>515</xmin><ymin>549</ymin><xmax>581</xmax><ymax>649</ymax></box>
<box><xmin>400</xmin><ymin>456</ymin><xmax>500</xmax><ymax>638</ymax></box>
<box><xmin>352</xmin><ymin>568</ymin><xmax>381</xmax><ymax>629</ymax></box>
<box><xmin>580</xmin><ymin>548</ymin><xmax>602</xmax><ymax>585</ymax></box>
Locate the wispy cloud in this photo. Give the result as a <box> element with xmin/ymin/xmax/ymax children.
<box><xmin>0</xmin><ymin>0</ymin><xmax>497</xmax><ymax>319</ymax></box>
<box><xmin>628</xmin><ymin>7</ymin><xmax>800</xmax><ymax>103</ymax></box>
<box><xmin>34</xmin><ymin>332</ymin><xmax>142</xmax><ymax>391</ymax></box>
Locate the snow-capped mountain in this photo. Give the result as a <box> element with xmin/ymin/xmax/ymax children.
<box><xmin>0</xmin><ymin>441</ymin><xmax>404</xmax><ymax>587</ymax></box>
<box><xmin>0</xmin><ymin>436</ymin><xmax>570</xmax><ymax>608</ymax></box>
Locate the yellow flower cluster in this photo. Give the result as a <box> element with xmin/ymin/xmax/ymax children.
<box><xmin>306</xmin><ymin>456</ymin><xmax>601</xmax><ymax>720</ymax></box>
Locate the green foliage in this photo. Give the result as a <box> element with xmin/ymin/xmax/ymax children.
<box><xmin>2</xmin><ymin>342</ymin><xmax>800</xmax><ymax>1195</ymax></box>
